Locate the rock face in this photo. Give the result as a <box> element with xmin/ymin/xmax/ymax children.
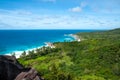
<box><xmin>0</xmin><ymin>55</ymin><xmax>43</xmax><ymax>80</ymax></box>
<box><xmin>15</xmin><ymin>68</ymin><xmax>43</xmax><ymax>80</ymax></box>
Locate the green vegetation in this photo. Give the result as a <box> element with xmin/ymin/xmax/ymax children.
<box><xmin>18</xmin><ymin>28</ymin><xmax>120</xmax><ymax>80</ymax></box>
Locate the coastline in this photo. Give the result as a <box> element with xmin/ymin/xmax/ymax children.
<box><xmin>5</xmin><ymin>34</ymin><xmax>77</xmax><ymax>58</ymax></box>
<box><xmin>65</xmin><ymin>34</ymin><xmax>81</xmax><ymax>42</ymax></box>
<box><xmin>5</xmin><ymin>46</ymin><xmax>44</xmax><ymax>58</ymax></box>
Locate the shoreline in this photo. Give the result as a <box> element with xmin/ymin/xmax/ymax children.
<box><xmin>5</xmin><ymin>34</ymin><xmax>78</xmax><ymax>58</ymax></box>
<box><xmin>65</xmin><ymin>34</ymin><xmax>81</xmax><ymax>42</ymax></box>
<box><xmin>5</xmin><ymin>45</ymin><xmax>45</xmax><ymax>58</ymax></box>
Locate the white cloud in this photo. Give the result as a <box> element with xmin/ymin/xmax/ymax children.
<box><xmin>0</xmin><ymin>9</ymin><xmax>120</xmax><ymax>29</ymax></box>
<box><xmin>69</xmin><ymin>6</ymin><xmax>82</xmax><ymax>12</ymax></box>
<box><xmin>69</xmin><ymin>1</ymin><xmax>87</xmax><ymax>12</ymax></box>
<box><xmin>10</xmin><ymin>10</ymin><xmax>32</xmax><ymax>15</ymax></box>
<box><xmin>0</xmin><ymin>9</ymin><xmax>32</xmax><ymax>15</ymax></box>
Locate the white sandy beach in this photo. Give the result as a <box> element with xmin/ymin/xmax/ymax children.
<box><xmin>5</xmin><ymin>42</ymin><xmax>56</xmax><ymax>58</ymax></box>
<box><xmin>65</xmin><ymin>34</ymin><xmax>81</xmax><ymax>42</ymax></box>
<box><xmin>5</xmin><ymin>34</ymin><xmax>79</xmax><ymax>58</ymax></box>
<box><xmin>5</xmin><ymin>46</ymin><xmax>44</xmax><ymax>58</ymax></box>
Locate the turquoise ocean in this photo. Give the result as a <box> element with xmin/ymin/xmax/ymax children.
<box><xmin>0</xmin><ymin>30</ymin><xmax>98</xmax><ymax>55</ymax></box>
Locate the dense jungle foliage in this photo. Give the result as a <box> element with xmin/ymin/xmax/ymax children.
<box><xmin>18</xmin><ymin>28</ymin><xmax>120</xmax><ymax>80</ymax></box>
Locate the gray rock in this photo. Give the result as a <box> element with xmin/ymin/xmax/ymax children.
<box><xmin>0</xmin><ymin>55</ymin><xmax>43</xmax><ymax>80</ymax></box>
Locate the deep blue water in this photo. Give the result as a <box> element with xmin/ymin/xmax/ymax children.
<box><xmin>0</xmin><ymin>30</ymin><xmax>98</xmax><ymax>54</ymax></box>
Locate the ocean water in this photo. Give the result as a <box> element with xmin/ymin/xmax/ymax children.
<box><xmin>0</xmin><ymin>30</ymin><xmax>97</xmax><ymax>55</ymax></box>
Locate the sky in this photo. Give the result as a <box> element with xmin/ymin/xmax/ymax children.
<box><xmin>0</xmin><ymin>0</ymin><xmax>120</xmax><ymax>29</ymax></box>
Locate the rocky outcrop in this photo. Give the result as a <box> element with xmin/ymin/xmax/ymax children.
<box><xmin>0</xmin><ymin>55</ymin><xmax>43</xmax><ymax>80</ymax></box>
<box><xmin>15</xmin><ymin>68</ymin><xmax>43</xmax><ymax>80</ymax></box>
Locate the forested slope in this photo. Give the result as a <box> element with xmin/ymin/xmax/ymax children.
<box><xmin>18</xmin><ymin>28</ymin><xmax>120</xmax><ymax>80</ymax></box>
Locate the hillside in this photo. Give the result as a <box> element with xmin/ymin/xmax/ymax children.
<box><xmin>18</xmin><ymin>28</ymin><xmax>120</xmax><ymax>80</ymax></box>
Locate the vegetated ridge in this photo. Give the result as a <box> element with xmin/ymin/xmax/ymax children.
<box><xmin>18</xmin><ymin>28</ymin><xmax>120</xmax><ymax>80</ymax></box>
